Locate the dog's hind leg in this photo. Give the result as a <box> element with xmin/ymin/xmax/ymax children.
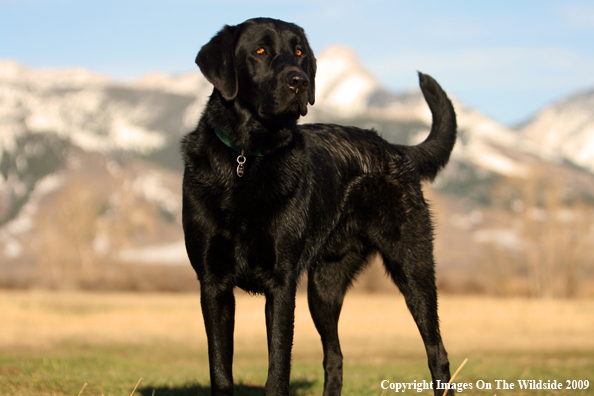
<box><xmin>307</xmin><ymin>253</ymin><xmax>368</xmax><ymax>396</ymax></box>
<box><xmin>379</xmin><ymin>242</ymin><xmax>453</xmax><ymax>396</ymax></box>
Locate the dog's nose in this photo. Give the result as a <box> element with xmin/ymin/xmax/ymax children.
<box><xmin>286</xmin><ymin>71</ymin><xmax>309</xmax><ymax>94</ymax></box>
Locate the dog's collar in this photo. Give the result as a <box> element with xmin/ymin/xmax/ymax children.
<box><xmin>213</xmin><ymin>125</ymin><xmax>263</xmax><ymax>157</ymax></box>
<box><xmin>212</xmin><ymin>125</ymin><xmax>263</xmax><ymax>177</ymax></box>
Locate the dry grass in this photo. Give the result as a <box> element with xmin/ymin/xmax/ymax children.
<box><xmin>2</xmin><ymin>291</ymin><xmax>593</xmax><ymax>396</ymax></box>
<box><xmin>2</xmin><ymin>290</ymin><xmax>594</xmax><ymax>358</ymax></box>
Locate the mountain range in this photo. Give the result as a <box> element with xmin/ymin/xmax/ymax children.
<box><xmin>1</xmin><ymin>47</ymin><xmax>593</xmax><ymax>295</ymax></box>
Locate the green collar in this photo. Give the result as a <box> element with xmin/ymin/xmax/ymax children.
<box><xmin>213</xmin><ymin>125</ymin><xmax>263</xmax><ymax>157</ymax></box>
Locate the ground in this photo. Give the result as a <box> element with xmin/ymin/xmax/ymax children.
<box><xmin>1</xmin><ymin>291</ymin><xmax>593</xmax><ymax>395</ymax></box>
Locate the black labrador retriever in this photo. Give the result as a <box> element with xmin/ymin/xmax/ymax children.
<box><xmin>182</xmin><ymin>17</ymin><xmax>456</xmax><ymax>396</ymax></box>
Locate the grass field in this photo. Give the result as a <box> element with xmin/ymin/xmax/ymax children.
<box><xmin>1</xmin><ymin>291</ymin><xmax>593</xmax><ymax>395</ymax></box>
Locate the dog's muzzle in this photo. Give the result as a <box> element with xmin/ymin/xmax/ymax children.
<box><xmin>285</xmin><ymin>71</ymin><xmax>310</xmax><ymax>116</ymax></box>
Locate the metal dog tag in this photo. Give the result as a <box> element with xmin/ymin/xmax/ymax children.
<box><xmin>236</xmin><ymin>152</ymin><xmax>246</xmax><ymax>177</ymax></box>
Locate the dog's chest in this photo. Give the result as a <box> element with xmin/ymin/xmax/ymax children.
<box><xmin>205</xmin><ymin>187</ymin><xmax>305</xmax><ymax>293</ymax></box>
<box><xmin>225</xmin><ymin>221</ymin><xmax>290</xmax><ymax>294</ymax></box>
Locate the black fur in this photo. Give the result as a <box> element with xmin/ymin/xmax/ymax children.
<box><xmin>182</xmin><ymin>17</ymin><xmax>456</xmax><ymax>396</ymax></box>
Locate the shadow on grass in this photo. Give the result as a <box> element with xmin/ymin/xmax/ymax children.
<box><xmin>138</xmin><ymin>379</ymin><xmax>316</xmax><ymax>396</ymax></box>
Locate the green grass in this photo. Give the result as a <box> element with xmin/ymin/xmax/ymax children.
<box><xmin>1</xmin><ymin>343</ymin><xmax>593</xmax><ymax>396</ymax></box>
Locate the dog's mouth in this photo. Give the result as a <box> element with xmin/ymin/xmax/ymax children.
<box><xmin>285</xmin><ymin>97</ymin><xmax>308</xmax><ymax>117</ymax></box>
<box><xmin>258</xmin><ymin>96</ymin><xmax>308</xmax><ymax>122</ymax></box>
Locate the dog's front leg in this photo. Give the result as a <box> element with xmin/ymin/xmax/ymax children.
<box><xmin>264</xmin><ymin>281</ymin><xmax>297</xmax><ymax>396</ymax></box>
<box><xmin>201</xmin><ymin>284</ymin><xmax>236</xmax><ymax>396</ymax></box>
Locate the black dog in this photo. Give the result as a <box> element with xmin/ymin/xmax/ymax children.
<box><xmin>182</xmin><ymin>17</ymin><xmax>456</xmax><ymax>396</ymax></box>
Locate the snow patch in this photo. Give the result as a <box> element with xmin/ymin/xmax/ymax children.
<box><xmin>472</xmin><ymin>228</ymin><xmax>523</xmax><ymax>251</ymax></box>
<box><xmin>519</xmin><ymin>89</ymin><xmax>594</xmax><ymax>172</ymax></box>
<box><xmin>120</xmin><ymin>240</ymin><xmax>188</xmax><ymax>265</ymax></box>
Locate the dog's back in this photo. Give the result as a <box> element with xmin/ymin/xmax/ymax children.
<box><xmin>298</xmin><ymin>72</ymin><xmax>456</xmax><ymax>191</ymax></box>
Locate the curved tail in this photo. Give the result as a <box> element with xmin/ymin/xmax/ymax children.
<box><xmin>401</xmin><ymin>72</ymin><xmax>457</xmax><ymax>182</ymax></box>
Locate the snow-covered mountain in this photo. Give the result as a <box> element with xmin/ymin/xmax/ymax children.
<box><xmin>312</xmin><ymin>46</ymin><xmax>380</xmax><ymax>115</ymax></box>
<box><xmin>4</xmin><ymin>49</ymin><xmax>592</xmax><ymax>182</ymax></box>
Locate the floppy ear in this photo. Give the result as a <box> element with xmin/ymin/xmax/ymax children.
<box><xmin>300</xmin><ymin>28</ymin><xmax>317</xmax><ymax>105</ymax></box>
<box><xmin>195</xmin><ymin>24</ymin><xmax>238</xmax><ymax>101</ymax></box>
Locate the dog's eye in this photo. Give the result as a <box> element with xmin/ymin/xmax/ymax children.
<box><xmin>256</xmin><ymin>48</ymin><xmax>266</xmax><ymax>55</ymax></box>
<box><xmin>296</xmin><ymin>49</ymin><xmax>303</xmax><ymax>57</ymax></box>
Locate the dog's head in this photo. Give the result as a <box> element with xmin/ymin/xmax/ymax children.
<box><xmin>196</xmin><ymin>18</ymin><xmax>316</xmax><ymax>122</ymax></box>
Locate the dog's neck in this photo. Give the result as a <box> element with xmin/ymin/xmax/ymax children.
<box><xmin>212</xmin><ymin>124</ymin><xmax>263</xmax><ymax>157</ymax></box>
<box><xmin>205</xmin><ymin>89</ymin><xmax>296</xmax><ymax>157</ymax></box>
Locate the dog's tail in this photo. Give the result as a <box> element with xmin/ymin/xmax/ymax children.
<box><xmin>400</xmin><ymin>72</ymin><xmax>457</xmax><ymax>182</ymax></box>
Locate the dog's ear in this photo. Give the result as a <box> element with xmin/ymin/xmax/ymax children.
<box><xmin>196</xmin><ymin>24</ymin><xmax>239</xmax><ymax>101</ymax></box>
<box><xmin>299</xmin><ymin>28</ymin><xmax>316</xmax><ymax>106</ymax></box>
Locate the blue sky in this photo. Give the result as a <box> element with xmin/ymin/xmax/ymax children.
<box><xmin>1</xmin><ymin>0</ymin><xmax>593</xmax><ymax>126</ymax></box>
